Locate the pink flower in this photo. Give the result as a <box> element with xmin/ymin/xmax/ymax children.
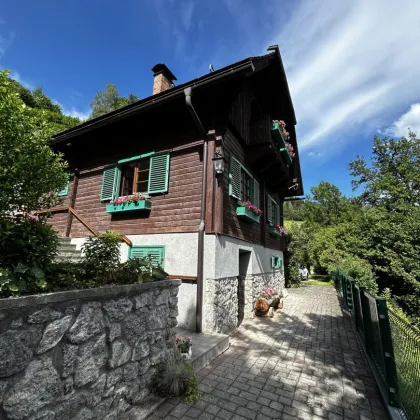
<box><xmin>176</xmin><ymin>336</ymin><xmax>182</xmax><ymax>343</ymax></box>
<box><xmin>186</xmin><ymin>336</ymin><xmax>192</xmax><ymax>342</ymax></box>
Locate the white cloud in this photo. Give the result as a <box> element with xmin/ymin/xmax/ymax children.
<box><xmin>180</xmin><ymin>0</ymin><xmax>194</xmax><ymax>31</ymax></box>
<box><xmin>60</xmin><ymin>104</ymin><xmax>90</xmax><ymax>121</ymax></box>
<box><xmin>308</xmin><ymin>152</ymin><xmax>323</xmax><ymax>157</ymax></box>
<box><xmin>266</xmin><ymin>0</ymin><xmax>420</xmax><ymax>153</ymax></box>
<box><xmin>0</xmin><ymin>30</ymin><xmax>14</xmax><ymax>59</ymax></box>
<box><xmin>9</xmin><ymin>71</ymin><xmax>34</xmax><ymax>90</ymax></box>
<box><xmin>387</xmin><ymin>103</ymin><xmax>420</xmax><ymax>137</ymax></box>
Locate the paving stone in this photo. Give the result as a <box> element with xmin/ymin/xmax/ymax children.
<box><xmin>168</xmin><ymin>286</ymin><xmax>386</xmax><ymax>420</ymax></box>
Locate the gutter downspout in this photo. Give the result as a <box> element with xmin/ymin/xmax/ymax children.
<box><xmin>183</xmin><ymin>62</ymin><xmax>255</xmax><ymax>333</ymax></box>
<box><xmin>184</xmin><ymin>87</ymin><xmax>208</xmax><ymax>333</ymax></box>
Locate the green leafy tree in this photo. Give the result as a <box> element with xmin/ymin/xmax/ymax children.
<box><xmin>0</xmin><ymin>70</ymin><xmax>68</xmax><ymax>215</ymax></box>
<box><xmin>89</xmin><ymin>83</ymin><xmax>139</xmax><ymax>119</ymax></box>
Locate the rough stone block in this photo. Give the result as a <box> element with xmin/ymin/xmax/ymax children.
<box><xmin>62</xmin><ymin>344</ymin><xmax>78</xmax><ymax>378</ymax></box>
<box><xmin>0</xmin><ymin>330</ymin><xmax>34</xmax><ymax>377</ymax></box>
<box><xmin>103</xmin><ymin>299</ymin><xmax>133</xmax><ymax>322</ymax></box>
<box><xmin>3</xmin><ymin>357</ymin><xmax>61</xmax><ymax>419</ymax></box>
<box><xmin>108</xmin><ymin>323</ymin><xmax>122</xmax><ymax>342</ymax></box>
<box><xmin>132</xmin><ymin>340</ymin><xmax>149</xmax><ymax>361</ymax></box>
<box><xmin>133</xmin><ymin>291</ymin><xmax>154</xmax><ymax>309</ymax></box>
<box><xmin>106</xmin><ymin>367</ymin><xmax>122</xmax><ymax>388</ymax></box>
<box><xmin>36</xmin><ymin>315</ymin><xmax>73</xmax><ymax>354</ymax></box>
<box><xmin>123</xmin><ymin>362</ymin><xmax>139</xmax><ymax>381</ymax></box>
<box><xmin>109</xmin><ymin>339</ymin><xmax>132</xmax><ymax>368</ymax></box>
<box><xmin>74</xmin><ymin>334</ymin><xmax>107</xmax><ymax>387</ymax></box>
<box><xmin>155</xmin><ymin>289</ymin><xmax>170</xmax><ymax>306</ymax></box>
<box><xmin>67</xmin><ymin>302</ymin><xmax>104</xmax><ymax>344</ymax></box>
<box><xmin>122</xmin><ymin>312</ymin><xmax>146</xmax><ymax>345</ymax></box>
<box><xmin>28</xmin><ymin>307</ymin><xmax>62</xmax><ymax>324</ymax></box>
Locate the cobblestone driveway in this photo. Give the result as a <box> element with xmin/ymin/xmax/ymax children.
<box><xmin>150</xmin><ymin>285</ymin><xmax>388</xmax><ymax>420</ymax></box>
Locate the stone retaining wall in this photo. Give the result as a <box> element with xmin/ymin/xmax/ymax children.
<box><xmin>0</xmin><ymin>280</ymin><xmax>181</xmax><ymax>420</ymax></box>
<box><xmin>204</xmin><ymin>270</ymin><xmax>285</xmax><ymax>334</ymax></box>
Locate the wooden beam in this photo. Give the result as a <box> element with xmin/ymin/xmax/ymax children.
<box><xmin>66</xmin><ymin>170</ymin><xmax>79</xmax><ymax>237</ymax></box>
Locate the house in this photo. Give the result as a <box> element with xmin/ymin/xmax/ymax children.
<box><xmin>48</xmin><ymin>45</ymin><xmax>303</xmax><ymax>334</ymax></box>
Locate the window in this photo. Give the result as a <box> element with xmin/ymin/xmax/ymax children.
<box><xmin>100</xmin><ymin>152</ymin><xmax>170</xmax><ymax>202</ymax></box>
<box><xmin>271</xmin><ymin>255</ymin><xmax>282</xmax><ymax>269</ymax></box>
<box><xmin>129</xmin><ymin>246</ymin><xmax>165</xmax><ymax>268</ymax></box>
<box><xmin>267</xmin><ymin>194</ymin><xmax>280</xmax><ymax>225</ymax></box>
<box><xmin>229</xmin><ymin>155</ymin><xmax>260</xmax><ymax>206</ymax></box>
<box><xmin>57</xmin><ymin>172</ymin><xmax>70</xmax><ymax>196</ymax></box>
<box><xmin>121</xmin><ymin>158</ymin><xmax>150</xmax><ymax>196</ymax></box>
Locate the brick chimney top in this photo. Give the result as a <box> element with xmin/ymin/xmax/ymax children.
<box><xmin>152</xmin><ymin>64</ymin><xmax>177</xmax><ymax>95</ymax></box>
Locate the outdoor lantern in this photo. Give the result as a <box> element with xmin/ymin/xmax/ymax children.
<box><xmin>212</xmin><ymin>149</ymin><xmax>226</xmax><ymax>175</ymax></box>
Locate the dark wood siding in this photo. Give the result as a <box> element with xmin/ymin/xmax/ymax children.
<box><xmin>222</xmin><ymin>129</ymin><xmax>283</xmax><ymax>252</ymax></box>
<box><xmin>48</xmin><ymin>106</ymin><xmax>203</xmax><ymax>237</ymax></box>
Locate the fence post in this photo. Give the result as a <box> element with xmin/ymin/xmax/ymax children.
<box><xmin>376</xmin><ymin>298</ymin><xmax>399</xmax><ymax>407</ymax></box>
<box><xmin>358</xmin><ymin>286</ymin><xmax>366</xmax><ymax>336</ymax></box>
<box><xmin>360</xmin><ymin>288</ymin><xmax>375</xmax><ymax>355</ymax></box>
<box><xmin>347</xmin><ymin>279</ymin><xmax>354</xmax><ymax>312</ymax></box>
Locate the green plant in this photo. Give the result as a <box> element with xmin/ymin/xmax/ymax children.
<box><xmin>82</xmin><ymin>231</ymin><xmax>121</xmax><ymax>282</ymax></box>
<box><xmin>114</xmin><ymin>258</ymin><xmax>153</xmax><ymax>284</ymax></box>
<box><xmin>153</xmin><ymin>352</ymin><xmax>196</xmax><ymax>397</ymax></box>
<box><xmin>184</xmin><ymin>368</ymin><xmax>202</xmax><ymax>403</ymax></box>
<box><xmin>0</xmin><ymin>218</ymin><xmax>59</xmax><ymax>296</ymax></box>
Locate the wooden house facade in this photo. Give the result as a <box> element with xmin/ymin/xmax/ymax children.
<box><xmin>49</xmin><ymin>46</ymin><xmax>303</xmax><ymax>333</ymax></box>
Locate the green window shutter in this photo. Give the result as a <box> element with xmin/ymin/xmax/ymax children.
<box><xmin>271</xmin><ymin>256</ymin><xmax>276</xmax><ymax>268</ymax></box>
<box><xmin>229</xmin><ymin>155</ymin><xmax>241</xmax><ymax>199</ymax></box>
<box><xmin>276</xmin><ymin>256</ymin><xmax>282</xmax><ymax>269</ymax></box>
<box><xmin>253</xmin><ymin>179</ymin><xmax>260</xmax><ymax>207</ymax></box>
<box><xmin>101</xmin><ymin>165</ymin><xmax>121</xmax><ymax>202</ymax></box>
<box><xmin>274</xmin><ymin>203</ymin><xmax>280</xmax><ymax>225</ymax></box>
<box><xmin>57</xmin><ymin>172</ymin><xmax>70</xmax><ymax>196</ymax></box>
<box><xmin>148</xmin><ymin>153</ymin><xmax>170</xmax><ymax>194</ymax></box>
<box><xmin>130</xmin><ymin>246</ymin><xmax>165</xmax><ymax>268</ymax></box>
<box><xmin>279</xmin><ymin>201</ymin><xmax>284</xmax><ymax>226</ymax></box>
<box><xmin>267</xmin><ymin>195</ymin><xmax>273</xmax><ymax>224</ymax></box>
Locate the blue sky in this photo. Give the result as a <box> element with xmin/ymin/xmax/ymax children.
<box><xmin>1</xmin><ymin>0</ymin><xmax>420</xmax><ymax>196</ymax></box>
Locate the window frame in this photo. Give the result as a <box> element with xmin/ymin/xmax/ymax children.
<box><xmin>229</xmin><ymin>155</ymin><xmax>260</xmax><ymax>207</ymax></box>
<box><xmin>267</xmin><ymin>194</ymin><xmax>280</xmax><ymax>225</ymax></box>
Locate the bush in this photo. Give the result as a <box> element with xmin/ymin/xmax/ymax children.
<box><xmin>82</xmin><ymin>231</ymin><xmax>121</xmax><ymax>282</ymax></box>
<box><xmin>0</xmin><ymin>217</ymin><xmax>58</xmax><ymax>296</ymax></box>
<box><xmin>331</xmin><ymin>255</ymin><xmax>378</xmax><ymax>295</ymax></box>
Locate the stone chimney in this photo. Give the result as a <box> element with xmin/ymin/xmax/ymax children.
<box><xmin>152</xmin><ymin>64</ymin><xmax>177</xmax><ymax>95</ymax></box>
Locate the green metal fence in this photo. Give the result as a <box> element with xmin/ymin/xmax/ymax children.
<box><xmin>333</xmin><ymin>271</ymin><xmax>420</xmax><ymax>420</ymax></box>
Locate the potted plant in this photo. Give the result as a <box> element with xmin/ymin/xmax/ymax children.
<box><xmin>270</xmin><ymin>120</ymin><xmax>295</xmax><ymax>165</ymax></box>
<box><xmin>268</xmin><ymin>224</ymin><xmax>288</xmax><ymax>237</ymax></box>
<box><xmin>255</xmin><ymin>287</ymin><xmax>281</xmax><ymax>316</ymax></box>
<box><xmin>236</xmin><ymin>200</ymin><xmax>263</xmax><ymax>223</ymax></box>
<box><xmin>105</xmin><ymin>193</ymin><xmax>152</xmax><ymax>213</ymax></box>
<box><xmin>176</xmin><ymin>336</ymin><xmax>192</xmax><ymax>360</ymax></box>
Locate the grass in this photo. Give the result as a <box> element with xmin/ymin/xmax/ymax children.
<box><xmin>304</xmin><ymin>277</ymin><xmax>334</xmax><ymax>287</ymax></box>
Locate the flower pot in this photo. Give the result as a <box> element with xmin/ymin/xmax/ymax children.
<box><xmin>180</xmin><ymin>345</ymin><xmax>192</xmax><ymax>360</ymax></box>
<box><xmin>268</xmin><ymin>226</ymin><xmax>281</xmax><ymax>237</ymax></box>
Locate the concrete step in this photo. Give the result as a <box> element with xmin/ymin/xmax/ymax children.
<box><xmin>58</xmin><ymin>237</ymin><xmax>72</xmax><ymax>243</ymax></box>
<box><xmin>174</xmin><ymin>327</ymin><xmax>230</xmax><ymax>372</ymax></box>
<box><xmin>55</xmin><ymin>257</ymin><xmax>83</xmax><ymax>263</ymax></box>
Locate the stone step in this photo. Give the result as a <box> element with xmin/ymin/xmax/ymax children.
<box><xmin>57</xmin><ymin>243</ymin><xmax>79</xmax><ymax>252</ymax></box>
<box><xmin>57</xmin><ymin>237</ymin><xmax>72</xmax><ymax>243</ymax></box>
<box><xmin>122</xmin><ymin>394</ymin><xmax>165</xmax><ymax>420</ymax></box>
<box><xmin>174</xmin><ymin>327</ymin><xmax>230</xmax><ymax>372</ymax></box>
<box><xmin>55</xmin><ymin>256</ymin><xmax>83</xmax><ymax>263</ymax></box>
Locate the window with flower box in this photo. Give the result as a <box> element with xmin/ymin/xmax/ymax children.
<box><xmin>267</xmin><ymin>194</ymin><xmax>280</xmax><ymax>225</ymax></box>
<box><xmin>229</xmin><ymin>155</ymin><xmax>261</xmax><ymax>223</ymax></box>
<box><xmin>100</xmin><ymin>152</ymin><xmax>170</xmax><ymax>212</ymax></box>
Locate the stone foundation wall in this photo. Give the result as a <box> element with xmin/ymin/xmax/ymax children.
<box><xmin>204</xmin><ymin>270</ymin><xmax>284</xmax><ymax>334</ymax></box>
<box><xmin>0</xmin><ymin>280</ymin><xmax>181</xmax><ymax>420</ymax></box>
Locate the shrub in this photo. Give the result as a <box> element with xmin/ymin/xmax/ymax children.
<box><xmin>153</xmin><ymin>351</ymin><xmax>201</xmax><ymax>401</ymax></box>
<box><xmin>0</xmin><ymin>217</ymin><xmax>58</xmax><ymax>296</ymax></box>
<box><xmin>331</xmin><ymin>255</ymin><xmax>378</xmax><ymax>295</ymax></box>
<box><xmin>82</xmin><ymin>231</ymin><xmax>121</xmax><ymax>282</ymax></box>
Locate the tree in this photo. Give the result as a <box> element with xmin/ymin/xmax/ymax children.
<box><xmin>89</xmin><ymin>83</ymin><xmax>139</xmax><ymax>119</ymax></box>
<box><xmin>0</xmin><ymin>70</ymin><xmax>68</xmax><ymax>215</ymax></box>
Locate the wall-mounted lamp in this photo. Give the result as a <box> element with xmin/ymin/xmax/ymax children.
<box><xmin>212</xmin><ymin>149</ymin><xmax>226</xmax><ymax>175</ymax></box>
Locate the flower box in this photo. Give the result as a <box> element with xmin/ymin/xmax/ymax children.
<box><xmin>106</xmin><ymin>200</ymin><xmax>152</xmax><ymax>213</ymax></box>
<box><xmin>268</xmin><ymin>226</ymin><xmax>281</xmax><ymax>237</ymax></box>
<box><xmin>236</xmin><ymin>206</ymin><xmax>261</xmax><ymax>224</ymax></box>
<box><xmin>271</xmin><ymin>122</ymin><xmax>293</xmax><ymax>165</ymax></box>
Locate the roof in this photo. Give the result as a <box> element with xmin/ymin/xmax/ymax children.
<box><xmin>51</xmin><ymin>46</ymin><xmax>296</xmax><ymax>144</ymax></box>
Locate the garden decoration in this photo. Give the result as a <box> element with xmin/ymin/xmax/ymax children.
<box><xmin>176</xmin><ymin>336</ymin><xmax>192</xmax><ymax>360</ymax></box>
<box><xmin>255</xmin><ymin>287</ymin><xmax>281</xmax><ymax>316</ymax></box>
